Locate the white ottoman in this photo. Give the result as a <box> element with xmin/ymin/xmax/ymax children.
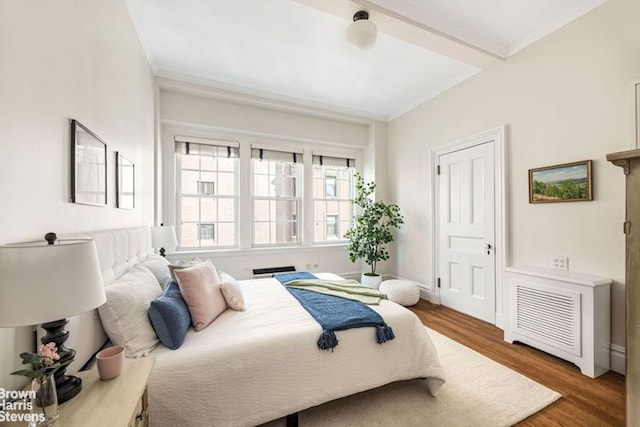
<box><xmin>379</xmin><ymin>279</ymin><xmax>420</xmax><ymax>306</ymax></box>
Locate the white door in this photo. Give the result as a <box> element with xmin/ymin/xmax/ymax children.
<box><xmin>437</xmin><ymin>141</ymin><xmax>495</xmax><ymax>323</ymax></box>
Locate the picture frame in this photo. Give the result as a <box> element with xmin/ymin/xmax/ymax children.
<box><xmin>529</xmin><ymin>160</ymin><xmax>593</xmax><ymax>203</ymax></box>
<box><xmin>71</xmin><ymin>120</ymin><xmax>107</xmax><ymax>206</ymax></box>
<box><xmin>116</xmin><ymin>152</ymin><xmax>135</xmax><ymax>209</ymax></box>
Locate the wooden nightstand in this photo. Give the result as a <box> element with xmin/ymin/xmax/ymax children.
<box><xmin>58</xmin><ymin>357</ymin><xmax>155</xmax><ymax>427</ymax></box>
<box><xmin>57</xmin><ymin>357</ymin><xmax>155</xmax><ymax>427</ymax></box>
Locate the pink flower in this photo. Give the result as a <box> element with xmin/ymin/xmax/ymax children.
<box><xmin>37</xmin><ymin>342</ymin><xmax>60</xmax><ymax>366</ymax></box>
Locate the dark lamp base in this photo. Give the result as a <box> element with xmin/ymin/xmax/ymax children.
<box><xmin>40</xmin><ymin>318</ymin><xmax>83</xmax><ymax>404</ymax></box>
<box><xmin>55</xmin><ymin>375</ymin><xmax>82</xmax><ymax>403</ymax></box>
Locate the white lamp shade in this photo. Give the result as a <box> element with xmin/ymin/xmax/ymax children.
<box><xmin>151</xmin><ymin>225</ymin><xmax>177</xmax><ymax>251</ymax></box>
<box><xmin>0</xmin><ymin>239</ymin><xmax>106</xmax><ymax>327</ymax></box>
<box><xmin>346</xmin><ymin>19</ymin><xmax>377</xmax><ymax>50</ymax></box>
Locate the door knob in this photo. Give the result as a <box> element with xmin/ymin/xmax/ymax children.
<box><xmin>485</xmin><ymin>243</ymin><xmax>492</xmax><ymax>255</ymax></box>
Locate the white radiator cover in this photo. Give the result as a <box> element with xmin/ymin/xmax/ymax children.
<box><xmin>504</xmin><ymin>266</ymin><xmax>612</xmax><ymax>378</ymax></box>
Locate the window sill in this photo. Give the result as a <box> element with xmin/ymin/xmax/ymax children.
<box><xmin>167</xmin><ymin>243</ymin><xmax>348</xmax><ymax>260</ymax></box>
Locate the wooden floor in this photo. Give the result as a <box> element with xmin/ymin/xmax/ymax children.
<box><xmin>408</xmin><ymin>300</ymin><xmax>626</xmax><ymax>426</ymax></box>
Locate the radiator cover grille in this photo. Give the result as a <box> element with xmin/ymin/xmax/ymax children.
<box><xmin>252</xmin><ymin>265</ymin><xmax>295</xmax><ymax>278</ymax></box>
<box><xmin>513</xmin><ymin>282</ymin><xmax>581</xmax><ymax>356</ymax></box>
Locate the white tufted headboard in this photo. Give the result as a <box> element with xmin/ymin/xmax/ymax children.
<box><xmin>63</xmin><ymin>227</ymin><xmax>153</xmax><ymax>374</ymax></box>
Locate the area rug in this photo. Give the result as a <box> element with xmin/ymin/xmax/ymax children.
<box><xmin>263</xmin><ymin>328</ymin><xmax>561</xmax><ymax>427</ymax></box>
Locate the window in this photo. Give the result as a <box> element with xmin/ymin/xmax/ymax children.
<box><xmin>198</xmin><ymin>224</ymin><xmax>215</xmax><ymax>241</ymax></box>
<box><xmin>326</xmin><ymin>214</ymin><xmax>339</xmax><ymax>239</ymax></box>
<box><xmin>325</xmin><ymin>175</ymin><xmax>337</xmax><ymax>198</ymax></box>
<box><xmin>198</xmin><ymin>181</ymin><xmax>215</xmax><ymax>196</ymax></box>
<box><xmin>175</xmin><ymin>140</ymin><xmax>239</xmax><ymax>248</ymax></box>
<box><xmin>312</xmin><ymin>155</ymin><xmax>356</xmax><ymax>242</ymax></box>
<box><xmin>291</xmin><ymin>213</ymin><xmax>298</xmax><ymax>240</ymax></box>
<box><xmin>172</xmin><ymin>135</ymin><xmax>359</xmax><ymax>251</ymax></box>
<box><xmin>252</xmin><ymin>148</ymin><xmax>302</xmax><ymax>245</ymax></box>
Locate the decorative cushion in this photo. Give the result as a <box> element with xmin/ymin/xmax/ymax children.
<box><xmin>168</xmin><ymin>257</ymin><xmax>203</xmax><ymax>280</ymax></box>
<box><xmin>148</xmin><ymin>281</ymin><xmax>191</xmax><ymax>350</ymax></box>
<box><xmin>98</xmin><ymin>264</ymin><xmax>163</xmax><ymax>357</ymax></box>
<box><xmin>142</xmin><ymin>255</ymin><xmax>172</xmax><ymax>288</ymax></box>
<box><xmin>379</xmin><ymin>279</ymin><xmax>420</xmax><ymax>306</ymax></box>
<box><xmin>168</xmin><ymin>264</ymin><xmax>185</xmax><ymax>281</ymax></box>
<box><xmin>219</xmin><ymin>272</ymin><xmax>246</xmax><ymax>311</ymax></box>
<box><xmin>174</xmin><ymin>261</ymin><xmax>227</xmax><ymax>331</ymax></box>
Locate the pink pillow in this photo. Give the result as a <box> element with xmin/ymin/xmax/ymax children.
<box><xmin>174</xmin><ymin>261</ymin><xmax>227</xmax><ymax>331</ymax></box>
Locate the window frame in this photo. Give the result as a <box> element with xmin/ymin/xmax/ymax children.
<box><xmin>174</xmin><ymin>140</ymin><xmax>240</xmax><ymax>250</ymax></box>
<box><xmin>311</xmin><ymin>158</ymin><xmax>356</xmax><ymax>244</ymax></box>
<box><xmin>167</xmin><ymin>129</ymin><xmax>361</xmax><ymax>253</ymax></box>
<box><xmin>250</xmin><ymin>151</ymin><xmax>303</xmax><ymax>247</ymax></box>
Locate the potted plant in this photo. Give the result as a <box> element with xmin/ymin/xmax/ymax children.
<box><xmin>345</xmin><ymin>173</ymin><xmax>404</xmax><ymax>288</ymax></box>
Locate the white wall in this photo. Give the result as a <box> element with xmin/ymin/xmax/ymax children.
<box><xmin>167</xmin><ymin>245</ymin><xmax>358</xmax><ymax>281</ymax></box>
<box><xmin>158</xmin><ymin>81</ymin><xmax>389</xmax><ymax>279</ymax></box>
<box><xmin>0</xmin><ymin>0</ymin><xmax>155</xmax><ymax>388</ymax></box>
<box><xmin>388</xmin><ymin>0</ymin><xmax>639</xmax><ymax>356</ymax></box>
<box><xmin>160</xmin><ymin>84</ymin><xmax>371</xmax><ymax>147</ymax></box>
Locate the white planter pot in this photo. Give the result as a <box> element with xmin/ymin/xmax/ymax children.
<box><xmin>361</xmin><ymin>273</ymin><xmax>382</xmax><ymax>289</ymax></box>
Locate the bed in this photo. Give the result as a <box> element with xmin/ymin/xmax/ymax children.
<box><xmin>66</xmin><ymin>227</ymin><xmax>446</xmax><ymax>426</ymax></box>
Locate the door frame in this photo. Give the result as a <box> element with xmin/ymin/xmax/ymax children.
<box><xmin>430</xmin><ymin>125</ymin><xmax>508</xmax><ymax>329</ymax></box>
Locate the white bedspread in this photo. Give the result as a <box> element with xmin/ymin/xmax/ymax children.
<box><xmin>147</xmin><ymin>273</ymin><xmax>446</xmax><ymax>427</ymax></box>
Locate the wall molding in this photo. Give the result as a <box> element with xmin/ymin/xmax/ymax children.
<box><xmin>418</xmin><ymin>286</ymin><xmax>439</xmax><ymax>304</ymax></box>
<box><xmin>610</xmin><ymin>344</ymin><xmax>626</xmax><ymax>375</ymax></box>
<box><xmin>157</xmin><ymin>76</ymin><xmax>380</xmax><ymax>124</ymax></box>
<box><xmin>386</xmin><ymin>274</ymin><xmax>439</xmax><ymax>304</ymax></box>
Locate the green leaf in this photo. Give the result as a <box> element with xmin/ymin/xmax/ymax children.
<box><xmin>19</xmin><ymin>352</ymin><xmax>41</xmax><ymax>365</ymax></box>
<box><xmin>345</xmin><ymin>173</ymin><xmax>403</xmax><ymax>275</ymax></box>
<box><xmin>11</xmin><ymin>369</ymin><xmax>40</xmax><ymax>379</ymax></box>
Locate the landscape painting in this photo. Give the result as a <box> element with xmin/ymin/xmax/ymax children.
<box><xmin>529</xmin><ymin>160</ymin><xmax>593</xmax><ymax>203</ymax></box>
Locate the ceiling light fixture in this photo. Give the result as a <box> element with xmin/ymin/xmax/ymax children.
<box><xmin>346</xmin><ymin>10</ymin><xmax>377</xmax><ymax>50</ymax></box>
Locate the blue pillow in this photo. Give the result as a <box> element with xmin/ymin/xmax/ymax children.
<box><xmin>148</xmin><ymin>281</ymin><xmax>191</xmax><ymax>350</ymax></box>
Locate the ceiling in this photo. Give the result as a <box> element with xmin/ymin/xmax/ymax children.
<box><xmin>125</xmin><ymin>0</ymin><xmax>606</xmax><ymax>121</ymax></box>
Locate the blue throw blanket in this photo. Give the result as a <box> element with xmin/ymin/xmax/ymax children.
<box><xmin>273</xmin><ymin>272</ymin><xmax>395</xmax><ymax>351</ymax></box>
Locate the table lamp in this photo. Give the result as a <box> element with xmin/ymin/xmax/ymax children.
<box><xmin>0</xmin><ymin>232</ymin><xmax>106</xmax><ymax>403</ymax></box>
<box><xmin>151</xmin><ymin>224</ymin><xmax>177</xmax><ymax>257</ymax></box>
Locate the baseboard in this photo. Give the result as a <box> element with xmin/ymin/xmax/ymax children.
<box><xmin>383</xmin><ymin>274</ymin><xmax>438</xmax><ymax>304</ymax></box>
<box><xmin>610</xmin><ymin>344</ymin><xmax>626</xmax><ymax>375</ymax></box>
<box><xmin>418</xmin><ymin>286</ymin><xmax>439</xmax><ymax>304</ymax></box>
<box><xmin>495</xmin><ymin>313</ymin><xmax>505</xmax><ymax>331</ymax></box>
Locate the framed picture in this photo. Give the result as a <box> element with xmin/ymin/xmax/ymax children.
<box><xmin>529</xmin><ymin>160</ymin><xmax>593</xmax><ymax>203</ymax></box>
<box><xmin>116</xmin><ymin>152</ymin><xmax>135</xmax><ymax>209</ymax></box>
<box><xmin>71</xmin><ymin>120</ymin><xmax>107</xmax><ymax>206</ymax></box>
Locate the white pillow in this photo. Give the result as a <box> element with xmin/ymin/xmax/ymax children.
<box><xmin>141</xmin><ymin>255</ymin><xmax>172</xmax><ymax>288</ymax></box>
<box><xmin>98</xmin><ymin>264</ymin><xmax>163</xmax><ymax>357</ymax></box>
<box><xmin>219</xmin><ymin>272</ymin><xmax>246</xmax><ymax>311</ymax></box>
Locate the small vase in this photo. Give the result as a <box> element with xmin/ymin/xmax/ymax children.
<box><xmin>30</xmin><ymin>375</ymin><xmax>59</xmax><ymax>427</ymax></box>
